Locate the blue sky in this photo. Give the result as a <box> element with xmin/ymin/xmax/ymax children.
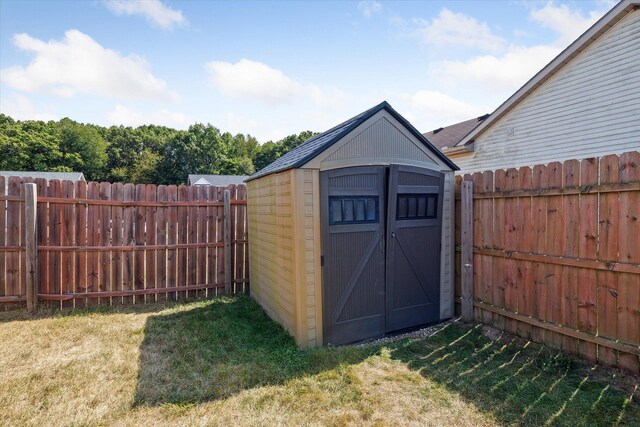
<box><xmin>0</xmin><ymin>0</ymin><xmax>614</xmax><ymax>142</ymax></box>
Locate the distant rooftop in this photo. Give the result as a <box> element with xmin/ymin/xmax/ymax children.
<box><xmin>422</xmin><ymin>114</ymin><xmax>490</xmax><ymax>151</ymax></box>
<box><xmin>188</xmin><ymin>175</ymin><xmax>249</xmax><ymax>186</ymax></box>
<box><xmin>0</xmin><ymin>171</ymin><xmax>85</xmax><ymax>182</ymax></box>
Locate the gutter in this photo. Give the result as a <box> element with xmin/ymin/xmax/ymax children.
<box><xmin>443</xmin><ymin>143</ymin><xmax>474</xmax><ymax>156</ymax></box>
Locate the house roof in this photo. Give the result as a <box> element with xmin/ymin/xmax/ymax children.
<box><xmin>247</xmin><ymin>101</ymin><xmax>459</xmax><ymax>181</ymax></box>
<box><xmin>0</xmin><ymin>171</ymin><xmax>85</xmax><ymax>181</ymax></box>
<box><xmin>188</xmin><ymin>174</ymin><xmax>249</xmax><ymax>186</ymax></box>
<box><xmin>454</xmin><ymin>0</ymin><xmax>640</xmax><ymax>148</ymax></box>
<box><xmin>422</xmin><ymin>114</ymin><xmax>489</xmax><ymax>151</ymax></box>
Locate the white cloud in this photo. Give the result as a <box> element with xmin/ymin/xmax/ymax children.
<box><xmin>429</xmin><ymin>3</ymin><xmax>607</xmax><ymax>99</ymax></box>
<box><xmin>108</xmin><ymin>105</ymin><xmax>192</xmax><ymax>128</ymax></box>
<box><xmin>205</xmin><ymin>58</ymin><xmax>349</xmax><ymax>108</ymax></box>
<box><xmin>358</xmin><ymin>1</ymin><xmax>383</xmax><ymax>18</ymax></box>
<box><xmin>415</xmin><ymin>8</ymin><xmax>506</xmax><ymax>52</ymax></box>
<box><xmin>1</xmin><ymin>30</ymin><xmax>178</xmax><ymax>102</ymax></box>
<box><xmin>103</xmin><ymin>0</ymin><xmax>187</xmax><ymax>30</ymax></box>
<box><xmin>400</xmin><ymin>90</ymin><xmax>489</xmax><ymax>130</ymax></box>
<box><xmin>205</xmin><ymin>59</ymin><xmax>300</xmax><ymax>104</ymax></box>
<box><xmin>529</xmin><ymin>3</ymin><xmax>603</xmax><ymax>47</ymax></box>
<box><xmin>435</xmin><ymin>44</ymin><xmax>561</xmax><ymax>93</ymax></box>
<box><xmin>0</xmin><ymin>93</ymin><xmax>58</xmax><ymax>121</ymax></box>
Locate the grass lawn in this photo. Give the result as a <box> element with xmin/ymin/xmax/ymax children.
<box><xmin>0</xmin><ymin>295</ymin><xmax>638</xmax><ymax>426</ymax></box>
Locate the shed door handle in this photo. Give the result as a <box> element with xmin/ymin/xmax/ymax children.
<box><xmin>391</xmin><ymin>232</ymin><xmax>396</xmax><ymax>238</ymax></box>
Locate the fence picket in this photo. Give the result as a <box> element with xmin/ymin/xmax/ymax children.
<box><xmin>87</xmin><ymin>182</ymin><xmax>100</xmax><ymax>305</ymax></box>
<box><xmin>145</xmin><ymin>185</ymin><xmax>157</xmax><ymax>302</ymax></box>
<box><xmin>167</xmin><ymin>185</ymin><xmax>178</xmax><ymax>300</ymax></box>
<box><xmin>60</xmin><ymin>181</ymin><xmax>75</xmax><ymax>308</ymax></box>
<box><xmin>187</xmin><ymin>185</ymin><xmax>197</xmax><ymax>297</ymax></box>
<box><xmin>7</xmin><ymin>177</ymin><xmax>23</xmax><ymax>301</ymax></box>
<box><xmin>111</xmin><ymin>183</ymin><xmax>124</xmax><ymax>303</ymax></box>
<box><xmin>134</xmin><ymin>184</ymin><xmax>146</xmax><ymax>303</ymax></box>
<box><xmin>197</xmin><ymin>186</ymin><xmax>208</xmax><ymax>297</ymax></box>
<box><xmin>0</xmin><ymin>177</ymin><xmax>6</xmax><ymax>301</ymax></box>
<box><xmin>177</xmin><ymin>186</ymin><xmax>188</xmax><ymax>299</ymax></box>
<box><xmin>617</xmin><ymin>152</ymin><xmax>640</xmax><ymax>372</ymax></box>
<box><xmin>122</xmin><ymin>184</ymin><xmax>135</xmax><ymax>304</ymax></box>
<box><xmin>515</xmin><ymin>167</ymin><xmax>533</xmax><ymax>340</ymax></box>
<box><xmin>597</xmin><ymin>154</ymin><xmax>621</xmax><ymax>366</ymax></box>
<box><xmin>156</xmin><ymin>185</ymin><xmax>167</xmax><ymax>301</ymax></box>
<box><xmin>99</xmin><ymin>182</ymin><xmax>112</xmax><ymax>305</ymax></box>
<box><xmin>577</xmin><ymin>158</ymin><xmax>598</xmax><ymax>362</ymax></box>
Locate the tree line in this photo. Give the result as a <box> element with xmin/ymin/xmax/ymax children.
<box><xmin>0</xmin><ymin>113</ymin><xmax>315</xmax><ymax>185</ymax></box>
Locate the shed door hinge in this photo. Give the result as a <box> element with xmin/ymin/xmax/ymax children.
<box><xmin>321</xmin><ymin>255</ymin><xmax>324</xmax><ymax>266</ymax></box>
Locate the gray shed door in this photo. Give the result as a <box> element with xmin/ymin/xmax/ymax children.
<box><xmin>321</xmin><ymin>165</ymin><xmax>444</xmax><ymax>345</ymax></box>
<box><xmin>386</xmin><ymin>164</ymin><xmax>444</xmax><ymax>333</ymax></box>
<box><xmin>320</xmin><ymin>167</ymin><xmax>386</xmax><ymax>345</ymax></box>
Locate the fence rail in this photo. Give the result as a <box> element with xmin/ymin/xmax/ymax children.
<box><xmin>455</xmin><ymin>151</ymin><xmax>640</xmax><ymax>373</ymax></box>
<box><xmin>0</xmin><ymin>177</ymin><xmax>249</xmax><ymax>309</ymax></box>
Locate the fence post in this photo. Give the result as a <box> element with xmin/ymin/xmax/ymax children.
<box><xmin>24</xmin><ymin>183</ymin><xmax>38</xmax><ymax>312</ymax></box>
<box><xmin>461</xmin><ymin>181</ymin><xmax>473</xmax><ymax>323</ymax></box>
<box><xmin>224</xmin><ymin>189</ymin><xmax>232</xmax><ymax>294</ymax></box>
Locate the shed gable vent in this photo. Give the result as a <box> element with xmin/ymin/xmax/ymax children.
<box><xmin>322</xmin><ymin>117</ymin><xmax>437</xmax><ymax>166</ymax></box>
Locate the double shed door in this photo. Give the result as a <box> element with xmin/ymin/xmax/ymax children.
<box><xmin>321</xmin><ymin>165</ymin><xmax>444</xmax><ymax>345</ymax></box>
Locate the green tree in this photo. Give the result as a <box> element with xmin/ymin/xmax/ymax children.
<box><xmin>129</xmin><ymin>149</ymin><xmax>161</xmax><ymax>184</ymax></box>
<box><xmin>58</xmin><ymin>118</ymin><xmax>107</xmax><ymax>181</ymax></box>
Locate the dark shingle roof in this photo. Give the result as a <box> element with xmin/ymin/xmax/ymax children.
<box><xmin>248</xmin><ymin>101</ymin><xmax>458</xmax><ymax>181</ymax></box>
<box><xmin>422</xmin><ymin>114</ymin><xmax>489</xmax><ymax>151</ymax></box>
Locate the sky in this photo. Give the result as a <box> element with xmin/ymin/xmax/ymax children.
<box><xmin>0</xmin><ymin>0</ymin><xmax>615</xmax><ymax>143</ymax></box>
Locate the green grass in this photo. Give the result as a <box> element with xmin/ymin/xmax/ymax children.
<box><xmin>0</xmin><ymin>295</ymin><xmax>637</xmax><ymax>426</ymax></box>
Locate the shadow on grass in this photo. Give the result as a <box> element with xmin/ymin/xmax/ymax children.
<box><xmin>134</xmin><ymin>294</ymin><xmax>639</xmax><ymax>425</ymax></box>
<box><xmin>133</xmin><ymin>294</ymin><xmax>376</xmax><ymax>405</ymax></box>
<box><xmin>386</xmin><ymin>324</ymin><xmax>640</xmax><ymax>426</ymax></box>
<box><xmin>0</xmin><ymin>298</ymin><xmax>191</xmax><ymax>323</ymax></box>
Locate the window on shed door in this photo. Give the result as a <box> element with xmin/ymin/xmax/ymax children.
<box><xmin>329</xmin><ymin>196</ymin><xmax>379</xmax><ymax>225</ymax></box>
<box><xmin>396</xmin><ymin>193</ymin><xmax>437</xmax><ymax>220</ymax></box>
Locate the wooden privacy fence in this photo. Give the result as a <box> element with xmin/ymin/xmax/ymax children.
<box><xmin>455</xmin><ymin>151</ymin><xmax>640</xmax><ymax>373</ymax></box>
<box><xmin>0</xmin><ymin>177</ymin><xmax>249</xmax><ymax>309</ymax></box>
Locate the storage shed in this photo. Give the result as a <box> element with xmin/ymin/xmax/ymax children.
<box><xmin>246</xmin><ymin>101</ymin><xmax>459</xmax><ymax>347</ymax></box>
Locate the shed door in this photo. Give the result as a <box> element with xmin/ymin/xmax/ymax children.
<box><xmin>386</xmin><ymin>165</ymin><xmax>444</xmax><ymax>333</ymax></box>
<box><xmin>321</xmin><ymin>167</ymin><xmax>386</xmax><ymax>345</ymax></box>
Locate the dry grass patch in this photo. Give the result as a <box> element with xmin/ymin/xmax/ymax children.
<box><xmin>0</xmin><ymin>295</ymin><xmax>637</xmax><ymax>426</ymax></box>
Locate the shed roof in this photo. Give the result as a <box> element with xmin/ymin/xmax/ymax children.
<box><xmin>422</xmin><ymin>114</ymin><xmax>489</xmax><ymax>151</ymax></box>
<box><xmin>0</xmin><ymin>171</ymin><xmax>85</xmax><ymax>181</ymax></box>
<box><xmin>248</xmin><ymin>101</ymin><xmax>459</xmax><ymax>181</ymax></box>
<box><xmin>188</xmin><ymin>174</ymin><xmax>249</xmax><ymax>186</ymax></box>
<box><xmin>454</xmin><ymin>0</ymin><xmax>639</xmax><ymax>148</ymax></box>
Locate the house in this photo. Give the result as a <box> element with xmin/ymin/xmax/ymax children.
<box><xmin>441</xmin><ymin>0</ymin><xmax>640</xmax><ymax>173</ymax></box>
<box><xmin>423</xmin><ymin>114</ymin><xmax>489</xmax><ymax>152</ymax></box>
<box><xmin>0</xmin><ymin>171</ymin><xmax>85</xmax><ymax>182</ymax></box>
<box><xmin>246</xmin><ymin>101</ymin><xmax>458</xmax><ymax>348</ymax></box>
<box><xmin>188</xmin><ymin>174</ymin><xmax>249</xmax><ymax>186</ymax></box>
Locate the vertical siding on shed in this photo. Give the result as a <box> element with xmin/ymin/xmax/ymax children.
<box><xmin>291</xmin><ymin>169</ymin><xmax>323</xmax><ymax>347</ymax></box>
<box><xmin>440</xmin><ymin>171</ymin><xmax>455</xmax><ymax>319</ymax></box>
<box><xmin>247</xmin><ymin>170</ymin><xmax>296</xmax><ymax>337</ymax></box>
<box><xmin>248</xmin><ymin>169</ymin><xmax>322</xmax><ymax>348</ymax></box>
<box><xmin>452</xmin><ymin>9</ymin><xmax>640</xmax><ymax>173</ymax></box>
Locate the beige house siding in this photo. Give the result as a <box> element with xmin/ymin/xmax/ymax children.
<box><xmin>450</xmin><ymin>8</ymin><xmax>640</xmax><ymax>173</ymax></box>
